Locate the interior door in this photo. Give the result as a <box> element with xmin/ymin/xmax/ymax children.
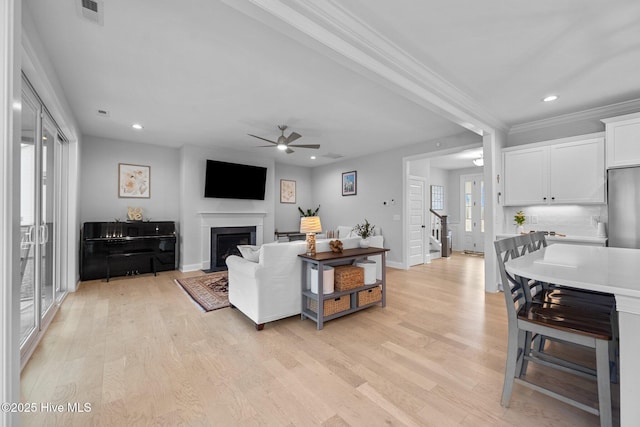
<box><xmin>408</xmin><ymin>176</ymin><xmax>426</xmax><ymax>266</ymax></box>
<box><xmin>461</xmin><ymin>174</ymin><xmax>485</xmax><ymax>253</ymax></box>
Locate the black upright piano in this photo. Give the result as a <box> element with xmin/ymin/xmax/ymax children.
<box><xmin>81</xmin><ymin>221</ymin><xmax>177</xmax><ymax>281</ymax></box>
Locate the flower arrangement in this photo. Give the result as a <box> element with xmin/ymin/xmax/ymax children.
<box><xmin>514</xmin><ymin>210</ymin><xmax>526</xmax><ymax>226</ymax></box>
<box><xmin>298</xmin><ymin>205</ymin><xmax>320</xmax><ymax>217</ymax></box>
<box><xmin>353</xmin><ymin>219</ymin><xmax>375</xmax><ymax>239</ymax></box>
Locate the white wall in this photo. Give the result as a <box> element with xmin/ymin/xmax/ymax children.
<box><xmin>311</xmin><ymin>150</ymin><xmax>403</xmax><ymax>265</ymax></box>
<box><xmin>178</xmin><ymin>144</ymin><xmax>276</xmax><ymax>271</ymax></box>
<box><xmin>312</xmin><ymin>131</ymin><xmax>481</xmax><ymax>266</ymax></box>
<box><xmin>274</xmin><ymin>163</ymin><xmax>313</xmax><ymax>232</ymax></box>
<box><xmin>80</xmin><ymin>136</ymin><xmax>180</xmax><ymax>223</ymax></box>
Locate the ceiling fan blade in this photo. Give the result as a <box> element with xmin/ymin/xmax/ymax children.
<box><xmin>286</xmin><ymin>148</ymin><xmax>294</xmax><ymax>154</ymax></box>
<box><xmin>257</xmin><ymin>145</ymin><xmax>277</xmax><ymax>148</ymax></box>
<box><xmin>285</xmin><ymin>132</ymin><xmax>302</xmax><ymax>144</ymax></box>
<box><xmin>248</xmin><ymin>134</ymin><xmax>277</xmax><ymax>144</ymax></box>
<box><xmin>289</xmin><ymin>144</ymin><xmax>320</xmax><ymax>149</ymax></box>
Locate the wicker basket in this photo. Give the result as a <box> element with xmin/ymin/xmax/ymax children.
<box><xmin>333</xmin><ymin>265</ymin><xmax>364</xmax><ymax>291</ymax></box>
<box><xmin>357</xmin><ymin>286</ymin><xmax>382</xmax><ymax>307</ymax></box>
<box><xmin>307</xmin><ymin>296</ymin><xmax>350</xmax><ymax>316</ymax></box>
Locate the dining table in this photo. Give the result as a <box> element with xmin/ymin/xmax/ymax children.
<box><xmin>505</xmin><ymin>243</ymin><xmax>640</xmax><ymax>427</ymax></box>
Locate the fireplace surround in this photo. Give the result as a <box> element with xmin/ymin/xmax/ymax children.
<box><xmin>197</xmin><ymin>211</ymin><xmax>266</xmax><ymax>272</ymax></box>
<box><xmin>209</xmin><ymin>226</ymin><xmax>256</xmax><ymax>272</ymax></box>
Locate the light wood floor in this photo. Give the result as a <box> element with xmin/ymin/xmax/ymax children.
<box><xmin>20</xmin><ymin>252</ymin><xmax>618</xmax><ymax>426</ymax></box>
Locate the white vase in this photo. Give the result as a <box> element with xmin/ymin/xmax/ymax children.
<box><xmin>516</xmin><ymin>225</ymin><xmax>524</xmax><ymax>234</ymax></box>
<box><xmin>359</xmin><ymin>238</ymin><xmax>370</xmax><ymax>248</ymax></box>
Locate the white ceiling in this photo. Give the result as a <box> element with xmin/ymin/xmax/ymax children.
<box><xmin>24</xmin><ymin>0</ymin><xmax>640</xmax><ymax>167</ymax></box>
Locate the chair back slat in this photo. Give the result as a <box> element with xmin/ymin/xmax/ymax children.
<box><xmin>494</xmin><ymin>236</ymin><xmax>532</xmax><ymax>321</ymax></box>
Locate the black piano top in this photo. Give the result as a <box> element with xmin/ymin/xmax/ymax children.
<box><xmin>82</xmin><ymin>221</ymin><xmax>176</xmax><ymax>240</ymax></box>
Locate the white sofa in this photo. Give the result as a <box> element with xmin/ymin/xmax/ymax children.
<box><xmin>226</xmin><ymin>234</ymin><xmax>384</xmax><ymax>330</ymax></box>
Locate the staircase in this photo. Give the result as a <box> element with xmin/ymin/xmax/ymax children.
<box><xmin>429</xmin><ymin>234</ymin><xmax>442</xmax><ymax>260</ymax></box>
<box><xmin>429</xmin><ymin>209</ymin><xmax>451</xmax><ymax>260</ymax></box>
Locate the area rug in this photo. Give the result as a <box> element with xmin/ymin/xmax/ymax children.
<box><xmin>175</xmin><ymin>271</ymin><xmax>229</xmax><ymax>312</ymax></box>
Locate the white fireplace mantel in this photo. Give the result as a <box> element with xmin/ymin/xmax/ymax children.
<box><xmin>198</xmin><ymin>211</ymin><xmax>266</xmax><ymax>270</ymax></box>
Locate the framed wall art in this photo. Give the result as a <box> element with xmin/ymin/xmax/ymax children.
<box><xmin>280</xmin><ymin>179</ymin><xmax>296</xmax><ymax>203</ymax></box>
<box><xmin>118</xmin><ymin>163</ymin><xmax>150</xmax><ymax>198</ymax></box>
<box><xmin>342</xmin><ymin>171</ymin><xmax>357</xmax><ymax>196</ymax></box>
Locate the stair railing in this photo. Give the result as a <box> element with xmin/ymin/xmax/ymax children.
<box><xmin>429</xmin><ymin>209</ymin><xmax>450</xmax><ymax>257</ymax></box>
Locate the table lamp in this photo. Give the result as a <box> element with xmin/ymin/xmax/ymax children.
<box><xmin>300</xmin><ymin>216</ymin><xmax>322</xmax><ymax>256</ymax></box>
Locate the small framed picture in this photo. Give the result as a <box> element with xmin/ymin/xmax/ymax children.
<box><xmin>280</xmin><ymin>179</ymin><xmax>296</xmax><ymax>203</ymax></box>
<box><xmin>342</xmin><ymin>171</ymin><xmax>357</xmax><ymax>196</ymax></box>
<box><xmin>118</xmin><ymin>163</ymin><xmax>150</xmax><ymax>198</ymax></box>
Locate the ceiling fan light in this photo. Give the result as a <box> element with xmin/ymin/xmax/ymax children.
<box><xmin>473</xmin><ymin>158</ymin><xmax>484</xmax><ymax>167</ymax></box>
<box><xmin>277</xmin><ymin>143</ymin><xmax>287</xmax><ymax>151</ymax></box>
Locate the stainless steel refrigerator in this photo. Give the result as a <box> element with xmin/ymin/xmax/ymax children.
<box><xmin>608</xmin><ymin>167</ymin><xmax>640</xmax><ymax>248</ymax></box>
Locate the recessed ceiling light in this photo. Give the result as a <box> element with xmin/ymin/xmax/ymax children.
<box><xmin>310</xmin><ymin>156</ymin><xmax>316</xmax><ymax>160</ymax></box>
<box><xmin>132</xmin><ymin>123</ymin><xmax>143</xmax><ymax>130</ymax></box>
<box><xmin>543</xmin><ymin>95</ymin><xmax>558</xmax><ymax>102</ymax></box>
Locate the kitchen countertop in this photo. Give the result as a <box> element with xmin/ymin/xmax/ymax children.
<box><xmin>496</xmin><ymin>233</ymin><xmax>608</xmax><ymax>246</ymax></box>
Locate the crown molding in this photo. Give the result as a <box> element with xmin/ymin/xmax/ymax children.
<box><xmin>509</xmin><ymin>98</ymin><xmax>640</xmax><ymax>135</ymax></box>
<box><xmin>225</xmin><ymin>0</ymin><xmax>508</xmax><ymax>135</ymax></box>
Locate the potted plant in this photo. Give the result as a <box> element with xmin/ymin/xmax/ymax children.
<box><xmin>298</xmin><ymin>205</ymin><xmax>320</xmax><ymax>217</ymax></box>
<box><xmin>353</xmin><ymin>219</ymin><xmax>375</xmax><ymax>248</ymax></box>
<box><xmin>514</xmin><ymin>210</ymin><xmax>526</xmax><ymax>234</ymax></box>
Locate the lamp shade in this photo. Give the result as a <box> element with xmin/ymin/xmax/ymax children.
<box><xmin>300</xmin><ymin>216</ymin><xmax>322</xmax><ymax>234</ymax></box>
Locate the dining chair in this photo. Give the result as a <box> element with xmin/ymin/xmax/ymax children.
<box><xmin>522</xmin><ymin>232</ymin><xmax>619</xmax><ymax>383</ymax></box>
<box><xmin>495</xmin><ymin>235</ymin><xmax>613</xmax><ymax>427</ymax></box>
<box><xmin>521</xmin><ymin>232</ymin><xmax>616</xmax><ymax>308</ymax></box>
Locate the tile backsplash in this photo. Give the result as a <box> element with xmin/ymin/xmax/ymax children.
<box><xmin>503</xmin><ymin>205</ymin><xmax>608</xmax><ymax>237</ymax></box>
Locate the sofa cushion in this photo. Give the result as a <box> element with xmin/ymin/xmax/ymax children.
<box><xmin>337</xmin><ymin>225</ymin><xmax>355</xmax><ymax>239</ymax></box>
<box><xmin>237</xmin><ymin>245</ymin><xmax>261</xmax><ymax>262</ymax></box>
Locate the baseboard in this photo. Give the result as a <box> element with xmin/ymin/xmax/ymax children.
<box><xmin>386</xmin><ymin>260</ymin><xmax>404</xmax><ymax>270</ymax></box>
<box><xmin>180</xmin><ymin>263</ymin><xmax>204</xmax><ymax>272</ymax></box>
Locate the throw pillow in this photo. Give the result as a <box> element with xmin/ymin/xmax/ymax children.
<box><xmin>237</xmin><ymin>245</ymin><xmax>261</xmax><ymax>262</ymax></box>
<box><xmin>337</xmin><ymin>226</ymin><xmax>354</xmax><ymax>239</ymax></box>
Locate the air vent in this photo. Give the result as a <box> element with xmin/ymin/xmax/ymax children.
<box><xmin>82</xmin><ymin>0</ymin><xmax>98</xmax><ymax>12</ymax></box>
<box><xmin>76</xmin><ymin>0</ymin><xmax>104</xmax><ymax>25</ymax></box>
<box><xmin>96</xmin><ymin>109</ymin><xmax>110</xmax><ymax>117</ymax></box>
<box><xmin>322</xmin><ymin>152</ymin><xmax>344</xmax><ymax>159</ymax></box>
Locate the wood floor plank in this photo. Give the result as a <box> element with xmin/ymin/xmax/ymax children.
<box><xmin>20</xmin><ymin>253</ymin><xmax>618</xmax><ymax>426</ymax></box>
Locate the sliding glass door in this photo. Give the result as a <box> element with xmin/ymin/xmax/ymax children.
<box><xmin>19</xmin><ymin>83</ymin><xmax>38</xmax><ymax>345</ymax></box>
<box><xmin>20</xmin><ymin>77</ymin><xmax>65</xmax><ymax>352</ymax></box>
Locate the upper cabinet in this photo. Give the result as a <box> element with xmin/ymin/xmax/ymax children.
<box><xmin>503</xmin><ymin>134</ymin><xmax>605</xmax><ymax>206</ymax></box>
<box><xmin>602</xmin><ymin>112</ymin><xmax>640</xmax><ymax>169</ymax></box>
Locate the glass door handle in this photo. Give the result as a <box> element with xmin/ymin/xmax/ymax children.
<box><xmin>40</xmin><ymin>224</ymin><xmax>49</xmax><ymax>244</ymax></box>
<box><xmin>27</xmin><ymin>225</ymin><xmax>36</xmax><ymax>244</ymax></box>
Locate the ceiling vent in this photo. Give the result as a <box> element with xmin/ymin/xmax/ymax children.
<box><xmin>77</xmin><ymin>0</ymin><xmax>104</xmax><ymax>25</ymax></box>
<box><xmin>96</xmin><ymin>109</ymin><xmax>110</xmax><ymax>117</ymax></box>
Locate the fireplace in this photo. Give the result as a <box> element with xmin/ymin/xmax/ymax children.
<box><xmin>209</xmin><ymin>226</ymin><xmax>256</xmax><ymax>271</ymax></box>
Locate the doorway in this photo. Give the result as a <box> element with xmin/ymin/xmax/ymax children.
<box><xmin>19</xmin><ymin>76</ymin><xmax>68</xmax><ymax>361</ymax></box>
<box><xmin>461</xmin><ymin>173</ymin><xmax>485</xmax><ymax>253</ymax></box>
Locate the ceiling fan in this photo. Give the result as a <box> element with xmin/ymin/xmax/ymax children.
<box><xmin>248</xmin><ymin>125</ymin><xmax>320</xmax><ymax>154</ymax></box>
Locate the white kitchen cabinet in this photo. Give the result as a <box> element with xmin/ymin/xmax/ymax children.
<box><xmin>503</xmin><ymin>146</ymin><xmax>548</xmax><ymax>205</ymax></box>
<box><xmin>503</xmin><ymin>134</ymin><xmax>605</xmax><ymax>206</ymax></box>
<box><xmin>602</xmin><ymin>112</ymin><xmax>640</xmax><ymax>169</ymax></box>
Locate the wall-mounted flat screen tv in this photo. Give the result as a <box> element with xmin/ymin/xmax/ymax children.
<box><xmin>204</xmin><ymin>159</ymin><xmax>267</xmax><ymax>200</ymax></box>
